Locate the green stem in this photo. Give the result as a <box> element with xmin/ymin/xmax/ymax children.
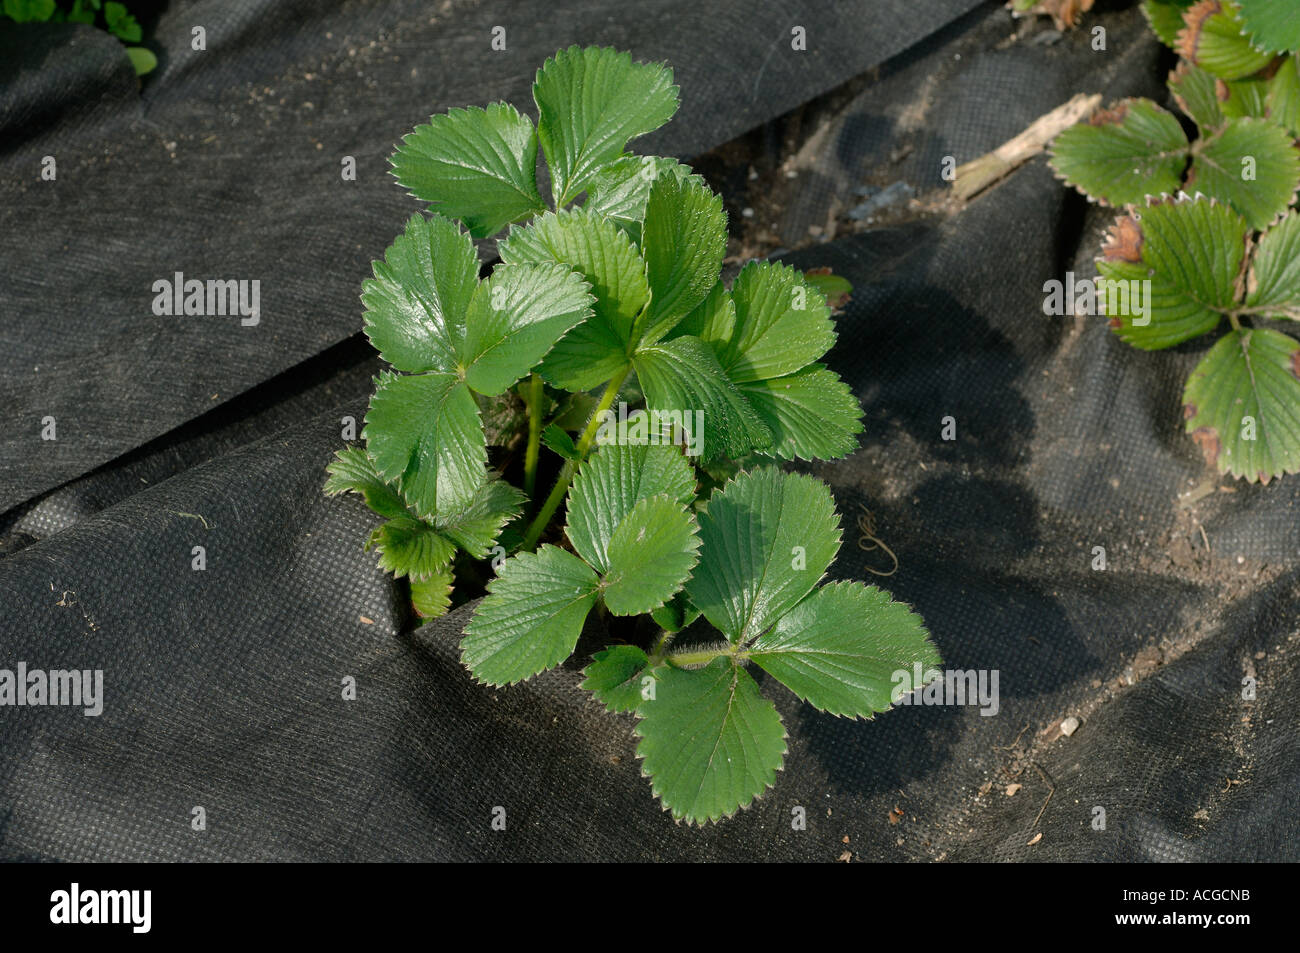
<box><xmin>576</xmin><ymin>373</ymin><xmax>626</xmax><ymax>457</ymax></box>
<box><xmin>666</xmin><ymin>645</ymin><xmax>740</xmax><ymax>669</ymax></box>
<box><xmin>647</xmin><ymin>630</ymin><xmax>674</xmax><ymax>667</ymax></box>
<box><xmin>524</xmin><ymin>373</ymin><xmax>543</xmax><ymax>501</ymax></box>
<box><xmin>1228</xmin><ymin>312</ymin><xmax>1243</xmax><ymax>332</ymax></box>
<box><xmin>520</xmin><ymin>371</ymin><xmax>626</xmax><ymax>550</ymax></box>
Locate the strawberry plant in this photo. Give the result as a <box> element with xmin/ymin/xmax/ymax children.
<box><xmin>2</xmin><ymin>0</ymin><xmax>156</xmax><ymax>75</ymax></box>
<box><xmin>324</xmin><ymin>46</ymin><xmax>941</xmax><ymax>823</ymax></box>
<box><xmin>1048</xmin><ymin>0</ymin><xmax>1300</xmax><ymax>483</ymax></box>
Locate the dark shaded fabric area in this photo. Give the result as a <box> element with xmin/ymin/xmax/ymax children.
<box><xmin>0</xmin><ymin>0</ymin><xmax>985</xmax><ymax>509</ymax></box>
<box><xmin>2</xmin><ymin>1</ymin><xmax>1298</xmax><ymax>861</ymax></box>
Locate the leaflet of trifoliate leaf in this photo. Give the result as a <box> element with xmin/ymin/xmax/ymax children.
<box><xmin>634</xmin><ymin>657</ymin><xmax>787</xmax><ymax>824</ymax></box>
<box><xmin>460</xmin><ymin>261</ymin><xmax>594</xmax><ymax>396</ymax></box>
<box><xmin>748</xmin><ymin>581</ymin><xmax>940</xmax><ymax>718</ymax></box>
<box><xmin>1095</xmin><ymin>197</ymin><xmax>1244</xmax><ymax>350</ymax></box>
<box><xmin>461</xmin><ymin>545</ymin><xmax>600</xmax><ymax>686</ymax></box>
<box><xmin>1183</xmin><ymin>327</ymin><xmax>1300</xmax><ymax>482</ymax></box>
<box><xmin>362</xmin><ymin>213</ymin><xmax>478</xmax><ymax>374</ymax></box>
<box><xmin>633</xmin><ymin>335</ymin><xmax>773</xmax><ymax>460</ymax></box>
<box><xmin>601</xmin><ymin>495</ymin><xmax>701</xmax><ymax>616</ymax></box>
<box><xmin>581</xmin><ymin>645</ymin><xmax>652</xmax><ymax>713</ymax></box>
<box><xmin>564</xmin><ymin>442</ymin><xmax>696</xmax><ymax>573</ymax></box>
<box><xmin>391</xmin><ymin>103</ymin><xmax>547</xmax><ymax>239</ymax></box>
<box><xmin>363</xmin><ymin>370</ymin><xmax>486</xmax><ymax>519</ymax></box>
<box><xmin>1179</xmin><ymin>0</ymin><xmax>1274</xmax><ymax>79</ymax></box>
<box><xmin>1236</xmin><ymin>0</ymin><xmax>1300</xmax><ymax>54</ymax></box>
<box><xmin>533</xmin><ymin>46</ymin><xmax>679</xmax><ymax>206</ymax></box>
<box><xmin>687</xmin><ymin>467</ymin><xmax>841</xmax><ymax>644</ymax></box>
<box><xmin>1049</xmin><ymin>99</ymin><xmax>1189</xmax><ymax>207</ymax></box>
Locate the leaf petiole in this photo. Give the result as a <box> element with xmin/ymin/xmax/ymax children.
<box><xmin>520</xmin><ymin>370</ymin><xmax>627</xmax><ymax>549</ymax></box>
<box><xmin>524</xmin><ymin>373</ymin><xmax>544</xmax><ymax>500</ymax></box>
<box><xmin>665</xmin><ymin>644</ymin><xmax>742</xmax><ymax>669</ymax></box>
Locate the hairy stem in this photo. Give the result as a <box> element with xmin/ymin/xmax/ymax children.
<box><xmin>647</xmin><ymin>630</ymin><xmax>675</xmax><ymax>667</ymax></box>
<box><xmin>665</xmin><ymin>644</ymin><xmax>741</xmax><ymax>669</ymax></box>
<box><xmin>520</xmin><ymin>371</ymin><xmax>626</xmax><ymax>550</ymax></box>
<box><xmin>524</xmin><ymin>373</ymin><xmax>543</xmax><ymax>501</ymax></box>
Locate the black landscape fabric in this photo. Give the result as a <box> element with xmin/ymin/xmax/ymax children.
<box><xmin>2</xmin><ymin>0</ymin><xmax>1298</xmax><ymax>862</ymax></box>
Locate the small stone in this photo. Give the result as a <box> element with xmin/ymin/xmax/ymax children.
<box><xmin>1005</xmin><ymin>783</ymin><xmax>1022</xmax><ymax>796</ymax></box>
<box><xmin>1060</xmin><ymin>716</ymin><xmax>1081</xmax><ymax>737</ymax></box>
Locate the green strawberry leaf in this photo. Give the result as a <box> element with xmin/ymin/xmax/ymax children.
<box><xmin>541</xmin><ymin>423</ymin><xmax>580</xmax><ymax>460</ymax></box>
<box><xmin>461</xmin><ymin>261</ymin><xmax>594</xmax><ymax>396</ymax></box>
<box><xmin>565</xmin><ymin>443</ymin><xmax>696</xmax><ymax>573</ymax></box>
<box><xmin>650</xmin><ymin>590</ymin><xmax>702</xmax><ymax>634</ymax></box>
<box><xmin>583</xmin><ymin>156</ymin><xmax>694</xmax><ymax>244</ymax></box>
<box><xmin>366</xmin><ymin>517</ymin><xmax>457</xmax><ymax>580</ymax></box>
<box><xmin>433</xmin><ymin>477</ymin><xmax>527</xmax><ymax>558</ymax></box>
<box><xmin>410</xmin><ymin>565</ymin><xmax>455</xmax><ymax>621</ymax></box>
<box><xmin>637</xmin><ymin>174</ymin><xmax>728</xmax><ymax>344</ymax></box>
<box><xmin>667</xmin><ymin>281</ymin><xmax>736</xmax><ymax>348</ymax></box>
<box><xmin>461</xmin><ymin>545</ymin><xmax>600</xmax><ymax>686</ymax></box>
<box><xmin>1179</xmin><ymin>0</ymin><xmax>1275</xmax><ymax>80</ymax></box>
<box><xmin>1188</xmin><ymin>117</ymin><xmax>1300</xmax><ymax>230</ymax></box>
<box><xmin>1170</xmin><ymin>61</ymin><xmax>1226</xmax><ymax>132</ymax></box>
<box><xmin>632</xmin><ymin>335</ymin><xmax>773</xmax><ymax>460</ymax></box>
<box><xmin>3</xmin><ymin>0</ymin><xmax>56</xmax><ymax>22</ymax></box>
<box><xmin>738</xmin><ymin>364</ymin><xmax>864</xmax><ymax>461</ymax></box>
<box><xmin>362</xmin><ymin>213</ymin><xmax>479</xmax><ymax>374</ymax></box>
<box><xmin>635</xmin><ymin>657</ymin><xmax>786</xmax><ymax>824</ymax></box>
<box><xmin>391</xmin><ymin>103</ymin><xmax>546</xmax><ymax>239</ymax></box>
<box><xmin>1170</xmin><ymin>61</ymin><xmax>1269</xmax><ymax>132</ymax></box>
<box><xmin>1144</xmin><ymin>0</ymin><xmax>1196</xmax><ymax>48</ymax></box>
<box><xmin>1236</xmin><ymin>0</ymin><xmax>1300</xmax><ymax>53</ymax></box>
<box><xmin>1095</xmin><ymin>197</ymin><xmax>1243</xmax><ymax>350</ymax></box>
<box><xmin>1183</xmin><ymin>327</ymin><xmax>1300</xmax><ymax>482</ymax></box>
<box><xmin>1268</xmin><ymin>55</ymin><xmax>1300</xmax><ymax>138</ymax></box>
<box><xmin>104</xmin><ymin>2</ymin><xmax>140</xmax><ymax>41</ymax></box>
<box><xmin>601</xmin><ymin>495</ymin><xmax>701</xmax><ymax>616</ymax></box>
<box><xmin>364</xmin><ymin>371</ymin><xmax>485</xmax><ymax>519</ymax></box>
<box><xmin>324</xmin><ymin>446</ymin><xmax>410</xmax><ymax>519</ymax></box>
<box><xmin>1049</xmin><ymin>99</ymin><xmax>1189</xmax><ymax>207</ymax></box>
<box><xmin>747</xmin><ymin>581</ymin><xmax>940</xmax><ymax>718</ymax></box>
<box><xmin>498</xmin><ymin>208</ymin><xmax>649</xmax><ymax>388</ymax></box>
<box><xmin>717</xmin><ymin>261</ymin><xmax>837</xmax><ymax>383</ymax></box>
<box><xmin>125</xmin><ymin>47</ymin><xmax>157</xmax><ymax>76</ymax></box>
<box><xmin>581</xmin><ymin>645</ymin><xmax>652</xmax><ymax>713</ymax></box>
<box><xmin>1247</xmin><ymin>210</ymin><xmax>1300</xmax><ymax>318</ymax></box>
<box><xmin>688</xmin><ymin>467</ymin><xmax>841</xmax><ymax>644</ymax></box>
<box><xmin>533</xmin><ymin>46</ymin><xmax>679</xmax><ymax>205</ymax></box>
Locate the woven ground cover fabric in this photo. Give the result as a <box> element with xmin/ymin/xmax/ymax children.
<box><xmin>1</xmin><ymin>1</ymin><xmax>1296</xmax><ymax>861</ymax></box>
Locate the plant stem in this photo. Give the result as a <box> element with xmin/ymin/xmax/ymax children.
<box><xmin>666</xmin><ymin>645</ymin><xmax>741</xmax><ymax>669</ymax></box>
<box><xmin>520</xmin><ymin>371</ymin><xmax>626</xmax><ymax>550</ymax></box>
<box><xmin>646</xmin><ymin>630</ymin><xmax>676</xmax><ymax>667</ymax></box>
<box><xmin>1228</xmin><ymin>312</ymin><xmax>1243</xmax><ymax>332</ymax></box>
<box><xmin>524</xmin><ymin>373</ymin><xmax>543</xmax><ymax>501</ymax></box>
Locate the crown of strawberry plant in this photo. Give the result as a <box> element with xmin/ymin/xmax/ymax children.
<box><xmin>325</xmin><ymin>45</ymin><xmax>941</xmax><ymax>823</ymax></box>
<box><xmin>1048</xmin><ymin>1</ymin><xmax>1300</xmax><ymax>483</ymax></box>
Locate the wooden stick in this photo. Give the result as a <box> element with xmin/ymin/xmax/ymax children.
<box><xmin>952</xmin><ymin>92</ymin><xmax>1102</xmax><ymax>201</ymax></box>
